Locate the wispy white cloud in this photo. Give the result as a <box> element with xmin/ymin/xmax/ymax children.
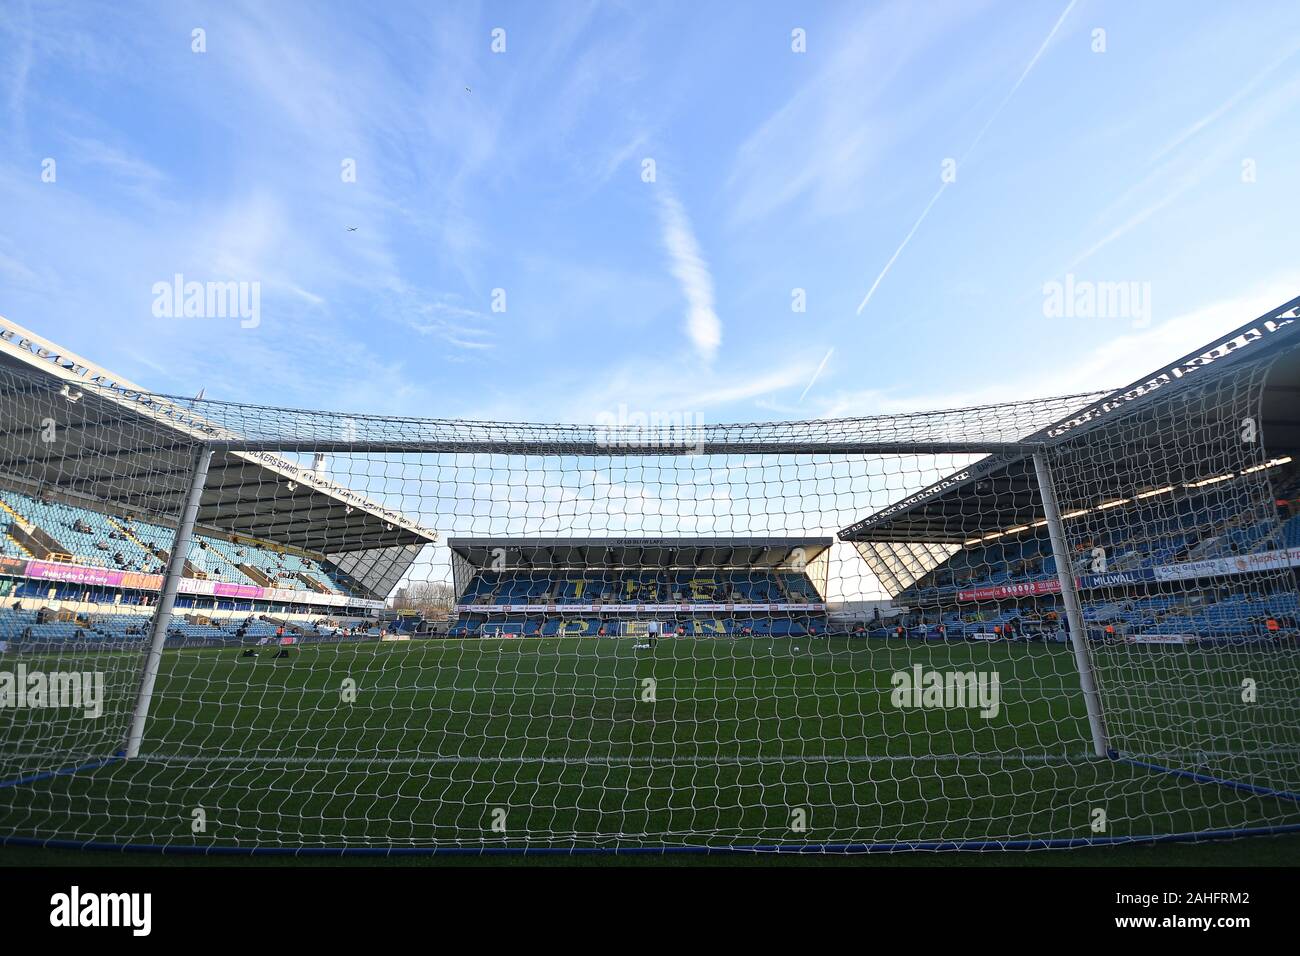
<box><xmin>1149</xmin><ymin>41</ymin><xmax>1300</xmax><ymax>165</ymax></box>
<box><xmin>471</xmin><ymin>350</ymin><xmax>818</xmax><ymax>426</ymax></box>
<box><xmin>64</xmin><ymin>135</ymin><xmax>165</xmax><ymax>186</ymax></box>
<box><xmin>656</xmin><ymin>188</ymin><xmax>721</xmax><ymax>362</ymax></box>
<box><xmin>8</xmin><ymin>0</ymin><xmax>1300</xmax><ymax>442</ymax></box>
<box><xmin>404</xmin><ymin>297</ymin><xmax>495</xmax><ymax>350</ymax></box>
<box><xmin>0</xmin><ymin>247</ymin><xmax>38</xmax><ymax>285</ymax></box>
<box><xmin>726</xmin><ymin>2</ymin><xmax>978</xmax><ymax>228</ymax></box>
<box><xmin>766</xmin><ymin>0</ymin><xmax>1081</xmax><ymax>409</ymax></box>
<box><xmin>2</xmin><ymin>0</ymin><xmax>34</xmax><ymax>137</ymax></box>
<box><xmin>1066</xmin><ymin>53</ymin><xmax>1300</xmax><ymax>270</ymax></box>
<box><xmin>588</xmin><ymin>128</ymin><xmax>651</xmax><ymax>189</ymax></box>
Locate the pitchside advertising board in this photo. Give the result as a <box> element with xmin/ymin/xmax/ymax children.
<box><xmin>481</xmin><ymin>621</ymin><xmax>721</xmax><ymax>637</ymax></box>
<box><xmin>1</xmin><ymin>554</ymin><xmax>385</xmax><ymax>610</ymax></box>
<box><xmin>455</xmin><ymin>602</ymin><xmax>826</xmax><ymax>613</ymax></box>
<box><xmin>955</xmin><ymin>546</ymin><xmax>1300</xmax><ymax>602</ymax></box>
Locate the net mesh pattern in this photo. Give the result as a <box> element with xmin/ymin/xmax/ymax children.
<box><xmin>0</xmin><ymin>361</ymin><xmax>1297</xmax><ymax>851</ymax></box>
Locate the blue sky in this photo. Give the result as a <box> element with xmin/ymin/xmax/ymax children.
<box><xmin>3</xmin><ymin>0</ymin><xmax>1300</xmax><ymax>428</ymax></box>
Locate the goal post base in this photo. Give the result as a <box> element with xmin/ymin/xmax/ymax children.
<box><xmin>1115</xmin><ymin>754</ymin><xmax>1300</xmax><ymax>805</ymax></box>
<box><xmin>0</xmin><ymin>753</ymin><xmax>125</xmax><ymax>790</ymax></box>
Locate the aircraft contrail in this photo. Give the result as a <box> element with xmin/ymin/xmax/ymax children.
<box><xmin>853</xmin><ymin>0</ymin><xmax>1078</xmax><ymax>318</ymax></box>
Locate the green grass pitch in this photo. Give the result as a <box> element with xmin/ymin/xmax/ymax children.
<box><xmin>2</xmin><ymin>636</ymin><xmax>1298</xmax><ymax>860</ymax></box>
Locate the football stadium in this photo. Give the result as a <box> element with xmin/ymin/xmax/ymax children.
<box><xmin>1</xmin><ymin>298</ymin><xmax>1299</xmax><ymax>858</ymax></box>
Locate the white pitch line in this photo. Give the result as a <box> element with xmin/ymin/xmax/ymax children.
<box><xmin>146</xmin><ymin>679</ymin><xmax>1093</xmax><ymax>695</ymax></box>
<box><xmin>137</xmin><ymin>752</ymin><xmax>1097</xmax><ymax>768</ymax></box>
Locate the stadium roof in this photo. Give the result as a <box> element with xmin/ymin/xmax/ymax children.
<box><xmin>447</xmin><ymin>537</ymin><xmax>832</xmax><ymax>571</ymax></box>
<box><xmin>839</xmin><ymin>293</ymin><xmax>1300</xmax><ymax>546</ymax></box>
<box><xmin>0</xmin><ymin>316</ymin><xmax>438</xmax><ymax>560</ymax></box>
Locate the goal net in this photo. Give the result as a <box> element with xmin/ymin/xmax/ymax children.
<box><xmin>1</xmin><ymin>354</ymin><xmax>1298</xmax><ymax>853</ymax></box>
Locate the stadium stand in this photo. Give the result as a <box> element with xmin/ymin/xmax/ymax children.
<box><xmin>0</xmin><ymin>316</ymin><xmax>440</xmax><ymax>644</ymax></box>
<box><xmin>447</xmin><ymin>538</ymin><xmax>831</xmax><ymax>637</ymax></box>
<box><xmin>841</xmin><ymin>318</ymin><xmax>1300</xmax><ymax>647</ymax></box>
<box><xmin>871</xmin><ymin>460</ymin><xmax>1300</xmax><ymax>643</ymax></box>
<box><xmin>0</xmin><ymin>485</ymin><xmax>360</xmax><ymax>593</ymax></box>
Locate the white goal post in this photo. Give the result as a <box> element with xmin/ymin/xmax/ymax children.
<box><xmin>2</xmin><ymin>321</ymin><xmax>1300</xmax><ymax>854</ymax></box>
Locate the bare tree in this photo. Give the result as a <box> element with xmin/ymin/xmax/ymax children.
<box><xmin>392</xmin><ymin>581</ymin><xmax>456</xmax><ymax>617</ymax></box>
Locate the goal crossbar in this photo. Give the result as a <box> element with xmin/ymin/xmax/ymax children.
<box><xmin>200</xmin><ymin>439</ymin><xmax>1045</xmax><ymax>456</ymax></box>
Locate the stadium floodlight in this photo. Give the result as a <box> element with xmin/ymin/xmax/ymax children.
<box><xmin>1</xmin><ymin>338</ymin><xmax>1299</xmax><ymax>855</ymax></box>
